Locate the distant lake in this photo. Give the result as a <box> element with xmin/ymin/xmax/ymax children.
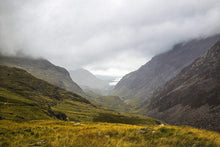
<box><xmin>109</xmin><ymin>77</ymin><xmax>121</xmax><ymax>86</ymax></box>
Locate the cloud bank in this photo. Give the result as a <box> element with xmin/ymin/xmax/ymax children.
<box><xmin>0</xmin><ymin>0</ymin><xmax>220</xmax><ymax>77</ymax></box>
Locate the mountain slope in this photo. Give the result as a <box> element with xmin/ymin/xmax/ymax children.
<box><xmin>0</xmin><ymin>55</ymin><xmax>84</xmax><ymax>95</ymax></box>
<box><xmin>0</xmin><ymin>65</ymin><xmax>158</xmax><ymax>124</ymax></box>
<box><xmin>70</xmin><ymin>68</ymin><xmax>111</xmax><ymax>95</ymax></box>
<box><xmin>140</xmin><ymin>41</ymin><xmax>220</xmax><ymax>132</ymax></box>
<box><xmin>0</xmin><ymin>65</ymin><xmax>90</xmax><ymax>121</ymax></box>
<box><xmin>113</xmin><ymin>34</ymin><xmax>220</xmax><ymax>103</ymax></box>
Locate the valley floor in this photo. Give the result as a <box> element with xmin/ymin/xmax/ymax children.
<box><xmin>0</xmin><ymin>120</ymin><xmax>220</xmax><ymax>147</ymax></box>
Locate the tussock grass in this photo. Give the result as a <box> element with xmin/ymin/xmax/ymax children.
<box><xmin>0</xmin><ymin>120</ymin><xmax>219</xmax><ymax>147</ymax></box>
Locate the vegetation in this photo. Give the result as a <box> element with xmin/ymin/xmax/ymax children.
<box><xmin>1</xmin><ymin>65</ymin><xmax>220</xmax><ymax>146</ymax></box>
<box><xmin>1</xmin><ymin>120</ymin><xmax>220</xmax><ymax>147</ymax></box>
<box><xmin>92</xmin><ymin>96</ymin><xmax>133</xmax><ymax>112</ymax></box>
<box><xmin>93</xmin><ymin>112</ymin><xmax>159</xmax><ymax>125</ymax></box>
<box><xmin>0</xmin><ymin>55</ymin><xmax>84</xmax><ymax>95</ymax></box>
<box><xmin>0</xmin><ymin>65</ymin><xmax>90</xmax><ymax>121</ymax></box>
<box><xmin>0</xmin><ymin>65</ymin><xmax>157</xmax><ymax>125</ymax></box>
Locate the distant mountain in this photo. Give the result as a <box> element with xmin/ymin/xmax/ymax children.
<box><xmin>112</xmin><ymin>34</ymin><xmax>220</xmax><ymax>103</ymax></box>
<box><xmin>0</xmin><ymin>55</ymin><xmax>84</xmax><ymax>95</ymax></box>
<box><xmin>140</xmin><ymin>41</ymin><xmax>220</xmax><ymax>132</ymax></box>
<box><xmin>70</xmin><ymin>68</ymin><xmax>111</xmax><ymax>94</ymax></box>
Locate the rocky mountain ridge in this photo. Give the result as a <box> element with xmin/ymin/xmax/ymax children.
<box><xmin>113</xmin><ymin>34</ymin><xmax>220</xmax><ymax>104</ymax></box>
<box><xmin>140</xmin><ymin>40</ymin><xmax>220</xmax><ymax>132</ymax></box>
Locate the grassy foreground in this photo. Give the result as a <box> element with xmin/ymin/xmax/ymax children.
<box><xmin>0</xmin><ymin>120</ymin><xmax>220</xmax><ymax>147</ymax></box>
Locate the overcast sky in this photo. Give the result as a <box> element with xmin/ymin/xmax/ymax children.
<box><xmin>0</xmin><ymin>0</ymin><xmax>220</xmax><ymax>77</ymax></box>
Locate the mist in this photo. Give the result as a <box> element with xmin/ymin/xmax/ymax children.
<box><xmin>0</xmin><ymin>0</ymin><xmax>220</xmax><ymax>77</ymax></box>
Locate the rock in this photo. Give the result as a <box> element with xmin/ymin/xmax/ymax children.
<box><xmin>159</xmin><ymin>124</ymin><xmax>164</xmax><ymax>127</ymax></box>
<box><xmin>136</xmin><ymin>130</ymin><xmax>145</xmax><ymax>135</ymax></box>
<box><xmin>136</xmin><ymin>128</ymin><xmax>152</xmax><ymax>135</ymax></box>
<box><xmin>29</xmin><ymin>139</ymin><xmax>47</xmax><ymax>146</ymax></box>
<box><xmin>74</xmin><ymin>123</ymin><xmax>82</xmax><ymax>126</ymax></box>
<box><xmin>98</xmin><ymin>131</ymin><xmax>102</xmax><ymax>136</ymax></box>
<box><xmin>151</xmin><ymin>131</ymin><xmax>156</xmax><ymax>134</ymax></box>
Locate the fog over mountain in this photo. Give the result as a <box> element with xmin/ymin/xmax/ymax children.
<box><xmin>70</xmin><ymin>68</ymin><xmax>110</xmax><ymax>90</ymax></box>
<box><xmin>113</xmin><ymin>34</ymin><xmax>220</xmax><ymax>102</ymax></box>
<box><xmin>0</xmin><ymin>0</ymin><xmax>220</xmax><ymax>78</ymax></box>
<box><xmin>140</xmin><ymin>41</ymin><xmax>220</xmax><ymax>132</ymax></box>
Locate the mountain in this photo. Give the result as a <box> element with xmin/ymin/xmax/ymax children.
<box><xmin>140</xmin><ymin>41</ymin><xmax>220</xmax><ymax>132</ymax></box>
<box><xmin>0</xmin><ymin>65</ymin><xmax>90</xmax><ymax>121</ymax></box>
<box><xmin>0</xmin><ymin>65</ymin><xmax>159</xmax><ymax>124</ymax></box>
<box><xmin>70</xmin><ymin>68</ymin><xmax>111</xmax><ymax>95</ymax></box>
<box><xmin>1</xmin><ymin>66</ymin><xmax>219</xmax><ymax>145</ymax></box>
<box><xmin>0</xmin><ymin>55</ymin><xmax>84</xmax><ymax>95</ymax></box>
<box><xmin>112</xmin><ymin>34</ymin><xmax>220</xmax><ymax>104</ymax></box>
<box><xmin>0</xmin><ymin>53</ymin><xmax>219</xmax><ymax>147</ymax></box>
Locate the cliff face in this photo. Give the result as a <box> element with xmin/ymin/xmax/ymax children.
<box><xmin>0</xmin><ymin>56</ymin><xmax>84</xmax><ymax>95</ymax></box>
<box><xmin>140</xmin><ymin>41</ymin><xmax>220</xmax><ymax>132</ymax></box>
<box><xmin>113</xmin><ymin>35</ymin><xmax>220</xmax><ymax>103</ymax></box>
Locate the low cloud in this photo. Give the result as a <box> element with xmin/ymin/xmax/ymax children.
<box><xmin>0</xmin><ymin>0</ymin><xmax>220</xmax><ymax>77</ymax></box>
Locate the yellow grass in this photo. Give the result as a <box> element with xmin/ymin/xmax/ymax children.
<box><xmin>0</xmin><ymin>120</ymin><xmax>219</xmax><ymax>147</ymax></box>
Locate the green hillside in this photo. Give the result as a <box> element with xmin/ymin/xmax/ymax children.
<box><xmin>93</xmin><ymin>96</ymin><xmax>136</xmax><ymax>112</ymax></box>
<box><xmin>0</xmin><ymin>55</ymin><xmax>84</xmax><ymax>95</ymax></box>
<box><xmin>0</xmin><ymin>65</ymin><xmax>90</xmax><ymax>121</ymax></box>
<box><xmin>0</xmin><ymin>65</ymin><xmax>157</xmax><ymax>124</ymax></box>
